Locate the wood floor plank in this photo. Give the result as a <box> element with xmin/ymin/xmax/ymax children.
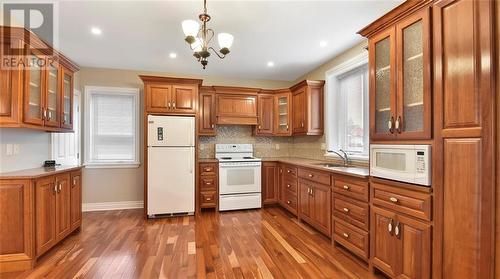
<box><xmin>3</xmin><ymin>207</ymin><xmax>382</xmax><ymax>279</ymax></box>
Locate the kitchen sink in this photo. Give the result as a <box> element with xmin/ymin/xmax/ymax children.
<box><xmin>313</xmin><ymin>162</ymin><xmax>348</xmax><ymax>168</ymax></box>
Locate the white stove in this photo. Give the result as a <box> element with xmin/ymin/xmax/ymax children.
<box><xmin>215</xmin><ymin>144</ymin><xmax>262</xmax><ymax>211</ymax></box>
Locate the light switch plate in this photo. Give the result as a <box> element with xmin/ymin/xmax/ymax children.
<box><xmin>6</xmin><ymin>144</ymin><xmax>13</xmax><ymax>156</ymax></box>
<box><xmin>13</xmin><ymin>144</ymin><xmax>20</xmax><ymax>155</ymax></box>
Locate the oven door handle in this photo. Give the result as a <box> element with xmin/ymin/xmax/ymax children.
<box><xmin>219</xmin><ymin>164</ymin><xmax>261</xmax><ymax>169</ymax></box>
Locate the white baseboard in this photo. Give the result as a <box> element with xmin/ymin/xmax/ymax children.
<box><xmin>82</xmin><ymin>200</ymin><xmax>144</xmax><ymax>212</ymax></box>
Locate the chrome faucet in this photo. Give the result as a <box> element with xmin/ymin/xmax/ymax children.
<box><xmin>328</xmin><ymin>149</ymin><xmax>350</xmax><ymax>166</ymax></box>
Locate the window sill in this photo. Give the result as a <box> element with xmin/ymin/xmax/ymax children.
<box><xmin>84</xmin><ymin>163</ymin><xmax>141</xmax><ymax>169</ymax></box>
<box><xmin>323</xmin><ymin>152</ymin><xmax>369</xmax><ymax>163</ymax></box>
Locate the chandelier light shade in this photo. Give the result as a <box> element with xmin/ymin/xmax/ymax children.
<box><xmin>182</xmin><ymin>0</ymin><xmax>233</xmax><ymax>69</ymax></box>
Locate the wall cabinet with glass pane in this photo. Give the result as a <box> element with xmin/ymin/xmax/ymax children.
<box><xmin>362</xmin><ymin>6</ymin><xmax>431</xmax><ymax>141</ymax></box>
<box><xmin>0</xmin><ymin>26</ymin><xmax>79</xmax><ymax>132</ymax></box>
<box><xmin>273</xmin><ymin>89</ymin><xmax>292</xmax><ymax>136</ymax></box>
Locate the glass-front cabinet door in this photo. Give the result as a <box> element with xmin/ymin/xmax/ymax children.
<box><xmin>396</xmin><ymin>8</ymin><xmax>431</xmax><ymax>139</ymax></box>
<box><xmin>61</xmin><ymin>67</ymin><xmax>74</xmax><ymax>129</ymax></box>
<box><xmin>274</xmin><ymin>91</ymin><xmax>291</xmax><ymax>136</ymax></box>
<box><xmin>44</xmin><ymin>64</ymin><xmax>60</xmax><ymax>127</ymax></box>
<box><xmin>24</xmin><ymin>51</ymin><xmax>45</xmax><ymax>126</ymax></box>
<box><xmin>369</xmin><ymin>28</ymin><xmax>396</xmax><ymax>140</ymax></box>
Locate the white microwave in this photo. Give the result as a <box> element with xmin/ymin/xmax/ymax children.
<box><xmin>370</xmin><ymin>144</ymin><xmax>431</xmax><ymax>186</ymax></box>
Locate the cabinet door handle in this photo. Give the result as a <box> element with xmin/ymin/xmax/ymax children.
<box><xmin>308</xmin><ymin>174</ymin><xmax>313</xmax><ymax>178</ymax></box>
<box><xmin>394</xmin><ymin>222</ymin><xmax>400</xmax><ymax>238</ymax></box>
<box><xmin>73</xmin><ymin>178</ymin><xmax>76</xmax><ymax>186</ymax></box>
<box><xmin>258</xmin><ymin>125</ymin><xmax>262</xmax><ymax>130</ymax></box>
<box><xmin>343</xmin><ymin>207</ymin><xmax>349</xmax><ymax>213</ymax></box>
<box><xmin>395</xmin><ymin>116</ymin><xmax>401</xmax><ymax>133</ymax></box>
<box><xmin>172</xmin><ymin>102</ymin><xmax>176</xmax><ymax>108</ymax></box>
<box><xmin>389</xmin><ymin>197</ymin><xmax>398</xmax><ymax>203</ymax></box>
<box><xmin>287</xmin><ymin>200</ymin><xmax>291</xmax><ymax>205</ymax></box>
<box><xmin>287</xmin><ymin>184</ymin><xmax>291</xmax><ymax>188</ymax></box>
<box><xmin>47</xmin><ymin>110</ymin><xmax>52</xmax><ymax>120</ymax></box>
<box><xmin>343</xmin><ymin>233</ymin><xmax>349</xmax><ymax>239</ymax></box>
<box><xmin>287</xmin><ymin>170</ymin><xmax>291</xmax><ymax>173</ymax></box>
<box><xmin>343</xmin><ymin>185</ymin><xmax>350</xmax><ymax>190</ymax></box>
<box><xmin>388</xmin><ymin>218</ymin><xmax>393</xmax><ymax>234</ymax></box>
<box><xmin>53</xmin><ymin>184</ymin><xmax>57</xmax><ymax>194</ymax></box>
<box><xmin>42</xmin><ymin>108</ymin><xmax>47</xmax><ymax>120</ymax></box>
<box><xmin>211</xmin><ymin>124</ymin><xmax>215</xmax><ymax>128</ymax></box>
<box><xmin>388</xmin><ymin>117</ymin><xmax>395</xmax><ymax>134</ymax></box>
<box><xmin>168</xmin><ymin>102</ymin><xmax>171</xmax><ymax>108</ymax></box>
<box><xmin>286</xmin><ymin>124</ymin><xmax>289</xmax><ymax>131</ymax></box>
<box><xmin>301</xmin><ymin>122</ymin><xmax>304</xmax><ymax>128</ymax></box>
<box><xmin>310</xmin><ymin>188</ymin><xmax>313</xmax><ymax>196</ymax></box>
<box><xmin>58</xmin><ymin>183</ymin><xmax>62</xmax><ymax>192</ymax></box>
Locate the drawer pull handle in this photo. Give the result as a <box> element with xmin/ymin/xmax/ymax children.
<box><xmin>343</xmin><ymin>233</ymin><xmax>349</xmax><ymax>238</ymax></box>
<box><xmin>287</xmin><ymin>170</ymin><xmax>291</xmax><ymax>173</ymax></box>
<box><xmin>389</xmin><ymin>197</ymin><xmax>398</xmax><ymax>203</ymax></box>
<box><xmin>394</xmin><ymin>222</ymin><xmax>400</xmax><ymax>238</ymax></box>
<box><xmin>308</xmin><ymin>174</ymin><xmax>313</xmax><ymax>178</ymax></box>
<box><xmin>287</xmin><ymin>184</ymin><xmax>291</xmax><ymax>188</ymax></box>
<box><xmin>204</xmin><ymin>168</ymin><xmax>211</xmax><ymax>172</ymax></box>
<box><xmin>343</xmin><ymin>185</ymin><xmax>350</xmax><ymax>190</ymax></box>
<box><xmin>287</xmin><ymin>200</ymin><xmax>291</xmax><ymax>205</ymax></box>
<box><xmin>343</xmin><ymin>207</ymin><xmax>349</xmax><ymax>213</ymax></box>
<box><xmin>206</xmin><ymin>197</ymin><xmax>212</xmax><ymax>201</ymax></box>
<box><xmin>206</xmin><ymin>182</ymin><xmax>212</xmax><ymax>185</ymax></box>
<box><xmin>388</xmin><ymin>219</ymin><xmax>393</xmax><ymax>234</ymax></box>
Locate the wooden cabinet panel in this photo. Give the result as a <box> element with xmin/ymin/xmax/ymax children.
<box><xmin>146</xmin><ymin>84</ymin><xmax>171</xmax><ymax>112</ymax></box>
<box><xmin>262</xmin><ymin>162</ymin><xmax>278</xmax><ymax>204</ymax></box>
<box><xmin>310</xmin><ymin>183</ymin><xmax>331</xmax><ymax>236</ymax></box>
<box><xmin>282</xmin><ymin>178</ymin><xmax>297</xmax><ymax>194</ymax></box>
<box><xmin>281</xmin><ymin>189</ymin><xmax>298</xmax><ymax>215</ymax></box>
<box><xmin>333</xmin><ymin>178</ymin><xmax>369</xmax><ymax>202</ymax></box>
<box><xmin>70</xmin><ymin>171</ymin><xmax>82</xmax><ymax>230</ymax></box>
<box><xmin>198</xmin><ymin>89</ymin><xmax>216</xmax><ymax>136</ymax></box>
<box><xmin>199</xmin><ymin>163</ymin><xmax>217</xmax><ymax>176</ymax></box>
<box><xmin>332</xmin><ymin>194</ymin><xmax>369</xmax><ymax>231</ymax></box>
<box><xmin>397</xmin><ymin>214</ymin><xmax>431</xmax><ymax>279</ymax></box>
<box><xmin>0</xmin><ymin>180</ymin><xmax>32</xmax><ymax>258</ymax></box>
<box><xmin>216</xmin><ymin>94</ymin><xmax>258</xmax><ymax>125</ymax></box>
<box><xmin>292</xmin><ymin>88</ymin><xmax>306</xmax><ymax>134</ymax></box>
<box><xmin>274</xmin><ymin>91</ymin><xmax>291</xmax><ymax>136</ymax></box>
<box><xmin>60</xmin><ymin>67</ymin><xmax>74</xmax><ymax>130</ymax></box>
<box><xmin>298</xmin><ymin>180</ymin><xmax>312</xmax><ymax>220</ymax></box>
<box><xmin>23</xmin><ymin>50</ymin><xmax>45</xmax><ymax>126</ymax></box>
<box><xmin>284</xmin><ymin>165</ymin><xmax>298</xmax><ymax>178</ymax></box>
<box><xmin>0</xmin><ymin>40</ymin><xmax>21</xmax><ymax>125</ymax></box>
<box><xmin>44</xmin><ymin>64</ymin><xmax>60</xmax><ymax>127</ymax></box>
<box><xmin>200</xmin><ymin>176</ymin><xmax>217</xmax><ymax>191</ymax></box>
<box><xmin>371</xmin><ymin>206</ymin><xmax>398</xmax><ymax>277</ymax></box>
<box><xmin>55</xmin><ymin>173</ymin><xmax>71</xmax><ymax>241</ymax></box>
<box><xmin>35</xmin><ymin>176</ymin><xmax>56</xmax><ymax>256</ymax></box>
<box><xmin>256</xmin><ymin>95</ymin><xmax>274</xmax><ymax>135</ymax></box>
<box><xmin>200</xmin><ymin>191</ymin><xmax>217</xmax><ymax>208</ymax></box>
<box><xmin>298</xmin><ymin>168</ymin><xmax>331</xmax><ymax>186</ymax></box>
<box><xmin>171</xmin><ymin>85</ymin><xmax>197</xmax><ymax>113</ymax></box>
<box><xmin>333</xmin><ymin>218</ymin><xmax>369</xmax><ymax>259</ymax></box>
<box><xmin>198</xmin><ymin>162</ymin><xmax>218</xmax><ymax>210</ymax></box>
<box><xmin>307</xmin><ymin>85</ymin><xmax>324</xmax><ymax>135</ymax></box>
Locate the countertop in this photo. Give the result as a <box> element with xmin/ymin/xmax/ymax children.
<box><xmin>0</xmin><ymin>165</ymin><xmax>83</xmax><ymax>179</ymax></box>
<box><xmin>199</xmin><ymin>157</ymin><xmax>369</xmax><ymax>179</ymax></box>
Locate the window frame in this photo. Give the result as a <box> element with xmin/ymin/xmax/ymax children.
<box><xmin>84</xmin><ymin>86</ymin><xmax>140</xmax><ymax>168</ymax></box>
<box><xmin>324</xmin><ymin>51</ymin><xmax>369</xmax><ymax>161</ymax></box>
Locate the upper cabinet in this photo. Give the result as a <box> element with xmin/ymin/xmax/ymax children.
<box><xmin>255</xmin><ymin>91</ymin><xmax>274</xmax><ymax>135</ymax></box>
<box><xmin>213</xmin><ymin>86</ymin><xmax>259</xmax><ymax>125</ymax></box>
<box><xmin>198</xmin><ymin>86</ymin><xmax>216</xmax><ymax>136</ymax></box>
<box><xmin>360</xmin><ymin>2</ymin><xmax>432</xmax><ymax>141</ymax></box>
<box><xmin>0</xmin><ymin>27</ymin><xmax>79</xmax><ymax>132</ymax></box>
<box><xmin>290</xmin><ymin>80</ymin><xmax>325</xmax><ymax>136</ymax></box>
<box><xmin>274</xmin><ymin>89</ymin><xmax>292</xmax><ymax>136</ymax></box>
<box><xmin>141</xmin><ymin>76</ymin><xmax>202</xmax><ymax>115</ymax></box>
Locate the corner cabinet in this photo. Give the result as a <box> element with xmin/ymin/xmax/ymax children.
<box><xmin>141</xmin><ymin>76</ymin><xmax>202</xmax><ymax>115</ymax></box>
<box><xmin>290</xmin><ymin>80</ymin><xmax>325</xmax><ymax>136</ymax></box>
<box><xmin>274</xmin><ymin>89</ymin><xmax>292</xmax><ymax>136</ymax></box>
<box><xmin>0</xmin><ymin>26</ymin><xmax>78</xmax><ymax>132</ymax></box>
<box><xmin>364</xmin><ymin>6</ymin><xmax>432</xmax><ymax>141</ymax></box>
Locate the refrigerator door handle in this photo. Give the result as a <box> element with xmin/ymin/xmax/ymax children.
<box><xmin>189</xmin><ymin>148</ymin><xmax>194</xmax><ymax>174</ymax></box>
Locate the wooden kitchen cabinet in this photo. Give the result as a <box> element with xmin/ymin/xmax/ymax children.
<box><xmin>279</xmin><ymin>164</ymin><xmax>298</xmax><ymax>215</ymax></box>
<box><xmin>198</xmin><ymin>162</ymin><xmax>219</xmax><ymax>210</ymax></box>
<box><xmin>290</xmin><ymin>80</ymin><xmax>325</xmax><ymax>136</ymax></box>
<box><xmin>141</xmin><ymin>76</ymin><xmax>202</xmax><ymax>115</ymax></box>
<box><xmin>0</xmin><ymin>27</ymin><xmax>78</xmax><ymax>132</ymax></box>
<box><xmin>55</xmin><ymin>173</ymin><xmax>71</xmax><ymax>241</ymax></box>
<box><xmin>35</xmin><ymin>176</ymin><xmax>57</xmax><ymax>256</ymax></box>
<box><xmin>198</xmin><ymin>86</ymin><xmax>216</xmax><ymax>136</ymax></box>
<box><xmin>255</xmin><ymin>93</ymin><xmax>274</xmax><ymax>135</ymax></box>
<box><xmin>298</xmin><ymin>177</ymin><xmax>331</xmax><ymax>236</ymax></box>
<box><xmin>362</xmin><ymin>5</ymin><xmax>431</xmax><ymax>141</ymax></box>
<box><xmin>262</xmin><ymin>162</ymin><xmax>278</xmax><ymax>204</ymax></box>
<box><xmin>371</xmin><ymin>206</ymin><xmax>431</xmax><ymax>279</ymax></box>
<box><xmin>70</xmin><ymin>170</ymin><xmax>82</xmax><ymax>230</ymax></box>
<box><xmin>214</xmin><ymin>86</ymin><xmax>259</xmax><ymax>125</ymax></box>
<box><xmin>274</xmin><ymin>90</ymin><xmax>292</xmax><ymax>136</ymax></box>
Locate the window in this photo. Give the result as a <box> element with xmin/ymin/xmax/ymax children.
<box><xmin>325</xmin><ymin>52</ymin><xmax>369</xmax><ymax>160</ymax></box>
<box><xmin>84</xmin><ymin>86</ymin><xmax>140</xmax><ymax>168</ymax></box>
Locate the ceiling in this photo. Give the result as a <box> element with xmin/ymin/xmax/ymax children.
<box><xmin>55</xmin><ymin>0</ymin><xmax>403</xmax><ymax>81</ymax></box>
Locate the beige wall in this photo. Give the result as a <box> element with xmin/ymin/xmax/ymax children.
<box><xmin>78</xmin><ymin>67</ymin><xmax>291</xmax><ymax>204</ymax></box>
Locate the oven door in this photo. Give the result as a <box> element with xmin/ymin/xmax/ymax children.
<box><xmin>370</xmin><ymin>145</ymin><xmax>416</xmax><ymax>184</ymax></box>
<box><xmin>219</xmin><ymin>162</ymin><xmax>261</xmax><ymax>195</ymax></box>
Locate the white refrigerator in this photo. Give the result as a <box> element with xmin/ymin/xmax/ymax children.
<box><xmin>147</xmin><ymin>115</ymin><xmax>195</xmax><ymax>217</ymax></box>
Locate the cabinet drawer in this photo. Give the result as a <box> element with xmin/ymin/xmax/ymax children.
<box><xmin>200</xmin><ymin>176</ymin><xmax>217</xmax><ymax>191</ymax></box>
<box><xmin>332</xmin><ymin>195</ymin><xmax>369</xmax><ymax>231</ymax></box>
<box><xmin>371</xmin><ymin>182</ymin><xmax>431</xmax><ymax>221</ymax></box>
<box><xmin>200</xmin><ymin>191</ymin><xmax>217</xmax><ymax>208</ymax></box>
<box><xmin>281</xmin><ymin>190</ymin><xmax>297</xmax><ymax>215</ymax></box>
<box><xmin>333</xmin><ymin>218</ymin><xmax>369</xmax><ymax>259</ymax></box>
<box><xmin>199</xmin><ymin>163</ymin><xmax>217</xmax><ymax>176</ymax></box>
<box><xmin>283</xmin><ymin>178</ymin><xmax>297</xmax><ymax>194</ymax></box>
<box><xmin>298</xmin><ymin>168</ymin><xmax>331</xmax><ymax>185</ymax></box>
<box><xmin>284</xmin><ymin>165</ymin><xmax>298</xmax><ymax>179</ymax></box>
<box><xmin>333</xmin><ymin>178</ymin><xmax>369</xmax><ymax>202</ymax></box>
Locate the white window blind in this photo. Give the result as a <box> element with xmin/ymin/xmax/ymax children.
<box><xmin>84</xmin><ymin>86</ymin><xmax>140</xmax><ymax>168</ymax></box>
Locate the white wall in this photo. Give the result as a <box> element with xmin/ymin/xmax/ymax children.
<box><xmin>0</xmin><ymin>128</ymin><xmax>51</xmax><ymax>172</ymax></box>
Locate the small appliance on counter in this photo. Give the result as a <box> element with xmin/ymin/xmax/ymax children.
<box><xmin>43</xmin><ymin>160</ymin><xmax>61</xmax><ymax>168</ymax></box>
<box><xmin>216</xmin><ymin>144</ymin><xmax>262</xmax><ymax>211</ymax></box>
<box><xmin>370</xmin><ymin>144</ymin><xmax>431</xmax><ymax>186</ymax></box>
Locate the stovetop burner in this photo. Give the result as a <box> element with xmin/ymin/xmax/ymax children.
<box><xmin>220</xmin><ymin>157</ymin><xmax>232</xmax><ymax>160</ymax></box>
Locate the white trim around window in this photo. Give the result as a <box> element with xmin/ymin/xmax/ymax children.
<box><xmin>324</xmin><ymin>51</ymin><xmax>369</xmax><ymax>161</ymax></box>
<box><xmin>84</xmin><ymin>86</ymin><xmax>140</xmax><ymax>168</ymax></box>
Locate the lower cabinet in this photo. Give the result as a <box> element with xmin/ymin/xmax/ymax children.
<box><xmin>0</xmin><ymin>167</ymin><xmax>82</xmax><ymax>272</ymax></box>
<box><xmin>199</xmin><ymin>162</ymin><xmax>218</xmax><ymax>210</ymax></box>
<box><xmin>298</xmin><ymin>178</ymin><xmax>331</xmax><ymax>236</ymax></box>
<box><xmin>278</xmin><ymin>164</ymin><xmax>298</xmax><ymax>215</ymax></box>
<box><xmin>371</xmin><ymin>206</ymin><xmax>431</xmax><ymax>279</ymax></box>
<box><xmin>262</xmin><ymin>162</ymin><xmax>278</xmax><ymax>204</ymax></box>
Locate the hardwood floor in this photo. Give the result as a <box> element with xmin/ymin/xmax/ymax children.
<box><xmin>3</xmin><ymin>207</ymin><xmax>380</xmax><ymax>279</ymax></box>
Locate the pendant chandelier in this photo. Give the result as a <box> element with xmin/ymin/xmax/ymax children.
<box><xmin>181</xmin><ymin>0</ymin><xmax>234</xmax><ymax>69</ymax></box>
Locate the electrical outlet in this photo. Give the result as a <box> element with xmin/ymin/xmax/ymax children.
<box><xmin>320</xmin><ymin>143</ymin><xmax>326</xmax><ymax>150</ymax></box>
<box><xmin>275</xmin><ymin>144</ymin><xmax>280</xmax><ymax>150</ymax></box>
<box><xmin>6</xmin><ymin>144</ymin><xmax>13</xmax><ymax>156</ymax></box>
<box><xmin>13</xmin><ymin>144</ymin><xmax>20</xmax><ymax>155</ymax></box>
<box><xmin>199</xmin><ymin>144</ymin><xmax>204</xmax><ymax>150</ymax></box>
